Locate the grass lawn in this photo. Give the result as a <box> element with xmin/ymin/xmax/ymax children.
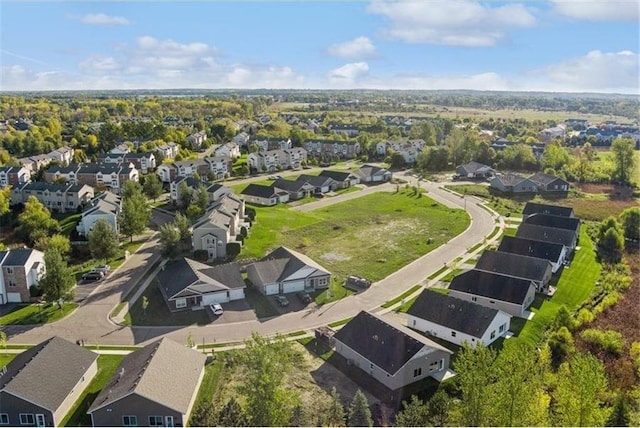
<box><xmin>71</xmin><ymin>237</ymin><xmax>148</xmax><ymax>281</ymax></box>
<box><xmin>315</xmin><ymin>278</ymin><xmax>353</xmax><ymax>305</ymax></box>
<box><xmin>503</xmin><ymin>227</ymin><xmax>518</xmax><ymax>237</ymax></box>
<box><xmin>444</xmin><ymin>184</ymin><xmax>491</xmax><ymax>198</ymax></box>
<box><xmin>230</xmin><ymin>179</ymin><xmax>274</xmax><ymax>194</ymax></box>
<box><xmin>191</xmin><ymin>356</ymin><xmax>225</xmax><ymax>413</ymax></box>
<box><xmin>60</xmin><ymin>355</ymin><xmax>125</xmax><ymax>427</ymax></box>
<box><xmin>0</xmin><ymin>354</ymin><xmax>17</xmax><ymax>366</ymax></box>
<box><xmin>0</xmin><ymin>302</ymin><xmax>77</xmax><ymax>325</ymax></box>
<box><xmin>593</xmin><ymin>149</ymin><xmax>640</xmax><ymax>186</ymax></box>
<box><xmin>381</xmin><ymin>284</ymin><xmax>422</xmax><ymax>308</ymax></box>
<box><xmin>427</xmin><ymin>265</ymin><xmax>449</xmax><ymax>280</ymax></box>
<box><xmin>242</xmin><ymin>191</ymin><xmax>469</xmax><ymax>285</ymax></box>
<box><xmin>509</xmin><ymin>229</ymin><xmax>601</xmax><ymax>347</ymax></box>
<box><xmin>55</xmin><ymin>213</ymin><xmax>82</xmax><ymax>237</ymax></box>
<box><xmin>440</xmin><ymin>268</ymin><xmax>464</xmax><ymax>283</ymax></box>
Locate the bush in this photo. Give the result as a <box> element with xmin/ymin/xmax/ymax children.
<box><xmin>29</xmin><ymin>284</ymin><xmax>43</xmax><ymax>298</ymax></box>
<box><xmin>245</xmin><ymin>207</ymin><xmax>256</xmax><ymax>221</ymax></box>
<box><xmin>193</xmin><ymin>249</ymin><xmax>208</xmax><ymax>261</ymax></box>
<box><xmin>575</xmin><ymin>308</ymin><xmax>595</xmax><ymax>327</ymax></box>
<box><xmin>580</xmin><ymin>328</ymin><xmax>624</xmax><ymax>355</ymax></box>
<box><xmin>240</xmin><ymin>226</ymin><xmax>248</xmax><ymax>238</ymax></box>
<box><xmin>226</xmin><ymin>242</ymin><xmax>241</xmax><ymax>258</ymax></box>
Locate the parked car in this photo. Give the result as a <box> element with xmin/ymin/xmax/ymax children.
<box><xmin>93</xmin><ymin>265</ymin><xmax>111</xmax><ymax>274</ymax></box>
<box><xmin>268</xmin><ymin>174</ymin><xmax>282</xmax><ymax>180</ymax></box>
<box><xmin>210</xmin><ymin>303</ymin><xmax>224</xmax><ymax>316</ymax></box>
<box><xmin>297</xmin><ymin>292</ymin><xmax>312</xmax><ymax>304</ymax></box>
<box><xmin>88</xmin><ymin>269</ymin><xmax>105</xmax><ymax>278</ymax></box>
<box><xmin>274</xmin><ymin>295</ymin><xmax>290</xmax><ymax>307</ymax></box>
<box><xmin>82</xmin><ymin>272</ymin><xmax>103</xmax><ymax>281</ymax></box>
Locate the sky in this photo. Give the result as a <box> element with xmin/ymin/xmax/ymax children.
<box><xmin>0</xmin><ymin>0</ymin><xmax>638</xmax><ymax>93</ymax></box>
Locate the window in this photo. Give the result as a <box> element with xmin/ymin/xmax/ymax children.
<box><xmin>6</xmin><ymin>267</ymin><xmax>13</xmax><ymax>274</ymax></box>
<box><xmin>8</xmin><ymin>281</ymin><xmax>16</xmax><ymax>288</ymax></box>
<box><xmin>429</xmin><ymin>361</ymin><xmax>438</xmax><ymax>372</ymax></box>
<box><xmin>19</xmin><ymin>414</ymin><xmax>34</xmax><ymax>425</ymax></box>
<box><xmin>175</xmin><ymin>299</ymin><xmax>187</xmax><ymax>309</ymax></box>
<box><xmin>122</xmin><ymin>415</ymin><xmax>137</xmax><ymax>426</ymax></box>
<box><xmin>499</xmin><ymin>324</ymin><xmax>505</xmax><ymax>333</ymax></box>
<box><xmin>413</xmin><ymin>367</ymin><xmax>422</xmax><ymax>377</ymax></box>
<box><xmin>149</xmin><ymin>416</ymin><xmax>164</xmax><ymax>426</ymax></box>
<box><xmin>0</xmin><ymin>414</ymin><xmax>9</xmax><ymax>425</ymax></box>
<box><xmin>471</xmin><ymin>296</ymin><xmax>477</xmax><ymax>302</ymax></box>
<box><xmin>439</xmin><ymin>359</ymin><xmax>445</xmax><ymax>371</ymax></box>
<box><xmin>490</xmin><ymin>331</ymin><xmax>496</xmax><ymax>339</ymax></box>
<box><xmin>451</xmin><ymin>331</ymin><xmax>456</xmax><ymax>337</ymax></box>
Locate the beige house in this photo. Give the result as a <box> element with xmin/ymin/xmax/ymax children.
<box><xmin>11</xmin><ymin>182</ymin><xmax>95</xmax><ymax>213</ymax></box>
<box><xmin>0</xmin><ymin>248</ymin><xmax>45</xmax><ymax>304</ymax></box>
<box><xmin>191</xmin><ymin>194</ymin><xmax>247</xmax><ymax>260</ymax></box>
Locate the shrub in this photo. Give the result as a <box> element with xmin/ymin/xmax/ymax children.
<box><xmin>245</xmin><ymin>207</ymin><xmax>256</xmax><ymax>221</ymax></box>
<box><xmin>580</xmin><ymin>328</ymin><xmax>624</xmax><ymax>355</ymax></box>
<box><xmin>240</xmin><ymin>226</ymin><xmax>248</xmax><ymax>238</ymax></box>
<box><xmin>630</xmin><ymin>342</ymin><xmax>640</xmax><ymax>376</ymax></box>
<box><xmin>29</xmin><ymin>284</ymin><xmax>43</xmax><ymax>298</ymax></box>
<box><xmin>226</xmin><ymin>242</ymin><xmax>241</xmax><ymax>258</ymax></box>
<box><xmin>575</xmin><ymin>309</ymin><xmax>595</xmax><ymax>327</ymax></box>
<box><xmin>193</xmin><ymin>249</ymin><xmax>208</xmax><ymax>261</ymax></box>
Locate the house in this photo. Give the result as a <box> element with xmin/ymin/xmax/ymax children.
<box><xmin>272</xmin><ymin>178</ymin><xmax>315</xmax><ymax>200</ymax></box>
<box><xmin>449</xmin><ymin>270</ymin><xmax>537</xmax><ymax>318</ymax></box>
<box><xmin>522</xmin><ymin>213</ymin><xmax>581</xmax><ymax>236</ymax></box>
<box><xmin>97</xmin><ymin>152</ymin><xmax>157</xmax><ymax>174</ymax></box>
<box><xmin>186</xmin><ymin>131</ymin><xmax>207</xmax><ymax>150</ymax></box>
<box><xmin>328</xmin><ymin>123</ymin><xmax>359</xmax><ymax>137</ymax></box>
<box><xmin>332</xmin><ymin>311</ymin><xmax>452</xmax><ymax>391</ymax></box>
<box><xmin>88</xmin><ymin>338</ymin><xmax>206</xmax><ymax>428</ymax></box>
<box><xmin>110</xmin><ymin>143</ymin><xmax>131</xmax><ymax>154</ymax></box>
<box><xmin>213</xmin><ymin>142</ymin><xmax>241</xmax><ymax>159</ymax></box>
<box><xmin>378</xmin><ymin>140</ymin><xmax>426</xmax><ymax>164</ymax></box>
<box><xmin>174</xmin><ymin>159</ymin><xmax>212</xmax><ymax>180</ymax></box>
<box><xmin>253</xmin><ymin>138</ymin><xmax>292</xmax><ymax>152</ymax></box>
<box><xmin>204</xmin><ymin>156</ymin><xmax>233</xmax><ymax>180</ymax></box>
<box><xmin>0</xmin><ymin>337</ymin><xmax>98</xmax><ymax>427</ymax></box>
<box><xmin>155</xmin><ymin>142</ymin><xmax>179</xmax><ymax>160</ymax></box>
<box><xmin>297</xmin><ymin>174</ymin><xmax>338</xmax><ymax>194</ymax></box>
<box><xmin>455</xmin><ymin>161</ymin><xmax>495</xmax><ymax>179</ymax></box>
<box><xmin>170</xmin><ymin>176</ymin><xmax>204</xmax><ymax>204</ymax></box>
<box><xmin>43</xmin><ymin>163</ymin><xmax>82</xmax><ymax>183</ymax></box>
<box><xmin>319</xmin><ymin>170</ymin><xmax>360</xmax><ymax>188</ymax></box>
<box><xmin>352</xmin><ymin>164</ymin><xmax>392</xmax><ymax>183</ymax></box>
<box><xmin>246</xmin><ymin>246</ymin><xmax>331</xmax><ymax>295</ymax></box>
<box><xmin>47</xmin><ymin>146</ymin><xmax>75</xmax><ymax>166</ymax></box>
<box><xmin>516</xmin><ymin>223</ymin><xmax>578</xmax><ymax>254</ymax></box>
<box><xmin>538</xmin><ymin>124</ymin><xmax>567</xmax><ymax>142</ymax></box>
<box><xmin>156</xmin><ymin>258</ymin><xmax>246</xmax><ymax>311</ymax></box>
<box><xmin>77</xmin><ymin>164</ymin><xmax>139</xmax><ymax>194</ymax></box>
<box><xmin>233</xmin><ymin>132</ymin><xmax>250</xmax><ymax>147</ymax></box>
<box><xmin>303</xmin><ymin>140</ymin><xmax>361</xmax><ymax>159</ymax></box>
<box><xmin>240</xmin><ymin>183</ymin><xmax>289</xmax><ymax>206</ymax></box>
<box><xmin>475</xmin><ymin>250</ymin><xmax>553</xmax><ymax>292</ymax></box>
<box><xmin>206</xmin><ymin>183</ymin><xmax>233</xmax><ymax>203</ymax></box>
<box><xmin>11</xmin><ymin>182</ymin><xmax>94</xmax><ymax>213</ymax></box>
<box><xmin>0</xmin><ymin>248</ymin><xmax>45</xmax><ymax>304</ymax></box>
<box><xmin>407</xmin><ymin>289</ymin><xmax>511</xmax><ymax>347</ymax></box>
<box><xmin>248</xmin><ymin>149</ymin><xmax>286</xmax><ymax>172</ymax></box>
<box><xmin>490</xmin><ymin>174</ymin><xmax>537</xmax><ymax>193</ymax></box>
<box><xmin>17</xmin><ymin>154</ymin><xmax>53</xmax><ymax>176</ymax></box>
<box><xmin>498</xmin><ymin>236</ymin><xmax>567</xmax><ymax>273</ymax></box>
<box><xmin>284</xmin><ymin>147</ymin><xmax>307</xmax><ymax>169</ymax></box>
<box><xmin>76</xmin><ymin>191</ymin><xmax>121</xmax><ymax>236</ymax></box>
<box><xmin>528</xmin><ymin>172</ymin><xmax>570</xmax><ymax>192</ymax></box>
<box><xmin>191</xmin><ymin>195</ymin><xmax>247</xmax><ymax>260</ymax></box>
<box><xmin>522</xmin><ymin>202</ymin><xmax>574</xmax><ymax>218</ymax></box>
<box><xmin>0</xmin><ymin>166</ymin><xmax>30</xmax><ymax>188</ymax></box>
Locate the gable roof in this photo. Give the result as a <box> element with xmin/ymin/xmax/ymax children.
<box><xmin>272</xmin><ymin>178</ymin><xmax>314</xmax><ymax>193</ymax></box>
<box><xmin>1</xmin><ymin>337</ymin><xmax>98</xmax><ymax>412</ymax></box>
<box><xmin>353</xmin><ymin>164</ymin><xmax>389</xmax><ymax>179</ymax></box>
<box><xmin>449</xmin><ymin>270</ymin><xmax>535</xmax><ymax>305</ymax></box>
<box><xmin>297</xmin><ymin>174</ymin><xmax>335</xmax><ymax>188</ymax></box>
<box><xmin>475</xmin><ymin>250</ymin><xmax>553</xmax><ymax>283</ymax></box>
<box><xmin>498</xmin><ymin>236</ymin><xmax>565</xmax><ymax>262</ymax></box>
<box><xmin>528</xmin><ymin>172</ymin><xmax>569</xmax><ymax>187</ymax></box>
<box><xmin>333</xmin><ymin>311</ymin><xmax>451</xmax><ymax>376</ymax></box>
<box><xmin>1</xmin><ymin>248</ymin><xmax>41</xmax><ymax>266</ymax></box>
<box><xmin>456</xmin><ymin>161</ymin><xmax>494</xmax><ymax>175</ymax></box>
<box><xmin>523</xmin><ymin>213</ymin><xmax>581</xmax><ymax>233</ymax></box>
<box><xmin>156</xmin><ymin>258</ymin><xmax>245</xmax><ymax>300</ymax></box>
<box><xmin>407</xmin><ymin>289</ymin><xmax>505</xmax><ymax>338</ymax></box>
<box><xmin>492</xmin><ymin>174</ymin><xmax>529</xmax><ymax>187</ymax></box>
<box><xmin>516</xmin><ymin>223</ymin><xmax>577</xmax><ymax>248</ymax></box>
<box><xmin>88</xmin><ymin>338</ymin><xmax>206</xmax><ymax>414</ymax></box>
<box><xmin>522</xmin><ymin>202</ymin><xmax>574</xmax><ymax>218</ymax></box>
<box><xmin>319</xmin><ymin>170</ymin><xmax>356</xmax><ymax>182</ymax></box>
<box><xmin>250</xmin><ymin>246</ymin><xmax>330</xmax><ymax>284</ymax></box>
<box><xmin>241</xmin><ymin>183</ymin><xmax>284</xmax><ymax>199</ymax></box>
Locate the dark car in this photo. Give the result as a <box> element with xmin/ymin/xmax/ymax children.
<box><xmin>297</xmin><ymin>292</ymin><xmax>312</xmax><ymax>304</ymax></box>
<box><xmin>274</xmin><ymin>295</ymin><xmax>290</xmax><ymax>307</ymax></box>
<box><xmin>82</xmin><ymin>272</ymin><xmax>103</xmax><ymax>282</ymax></box>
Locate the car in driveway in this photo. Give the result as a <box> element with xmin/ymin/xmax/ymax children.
<box><xmin>92</xmin><ymin>265</ymin><xmax>111</xmax><ymax>275</ymax></box>
<box><xmin>210</xmin><ymin>303</ymin><xmax>224</xmax><ymax>316</ymax></box>
<box><xmin>297</xmin><ymin>291</ymin><xmax>312</xmax><ymax>304</ymax></box>
<box><xmin>274</xmin><ymin>295</ymin><xmax>290</xmax><ymax>307</ymax></box>
<box><xmin>81</xmin><ymin>272</ymin><xmax>103</xmax><ymax>282</ymax></box>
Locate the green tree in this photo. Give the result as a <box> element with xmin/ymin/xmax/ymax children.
<box><xmin>553</xmin><ymin>304</ymin><xmax>576</xmax><ymax>331</ymax></box>
<box><xmin>389</xmin><ymin>151</ymin><xmax>406</xmax><ymax>169</ymax></box>
<box><xmin>190</xmin><ymin>403</ymin><xmax>218</xmax><ymax>427</ymax></box>
<box><xmin>186</xmin><ymin>204</ymin><xmax>204</xmax><ymax>222</ymax></box>
<box><xmin>178</xmin><ymin>181</ymin><xmax>192</xmax><ymax>210</ymax></box>
<box><xmin>193</xmin><ymin>184</ymin><xmax>210</xmax><ymax>212</ymax></box>
<box><xmin>395</xmin><ymin>395</ymin><xmax>428</xmax><ymax>427</ymax></box>
<box><xmin>119</xmin><ymin>188</ymin><xmax>151</xmax><ymax>242</ymax></box>
<box><xmin>173</xmin><ymin>212</ymin><xmax>191</xmax><ymax>240</ymax></box>
<box><xmin>159</xmin><ymin>223</ymin><xmax>181</xmax><ymax>259</ymax></box>
<box><xmin>39</xmin><ymin>250</ymin><xmax>75</xmax><ymax>303</ymax></box>
<box><xmin>324</xmin><ymin>387</ymin><xmax>346</xmax><ymax>427</ymax></box>
<box><xmin>453</xmin><ymin>343</ymin><xmax>497</xmax><ymax>426</ymax></box>
<box><xmin>347</xmin><ymin>390</ymin><xmax>372</xmax><ymax>427</ymax></box>
<box><xmin>0</xmin><ymin>186</ymin><xmax>10</xmax><ymax>218</ymax></box>
<box><xmin>34</xmin><ymin>234</ymin><xmax>71</xmax><ymax>258</ymax></box>
<box><xmin>542</xmin><ymin>142</ymin><xmax>573</xmax><ymax>171</ymax></box>
<box><xmin>599</xmin><ymin>227</ymin><xmax>625</xmax><ymax>263</ymax></box>
<box><xmin>121</xmin><ymin>180</ymin><xmax>144</xmax><ymax>199</ymax></box>
<box><xmin>548</xmin><ymin>326</ymin><xmax>575</xmax><ymax>368</ymax></box>
<box><xmin>426</xmin><ymin>389</ymin><xmax>451</xmax><ymax>426</ymax></box>
<box><xmin>620</xmin><ymin>207</ymin><xmax>640</xmax><ymax>244</ymax></box>
<box><xmin>88</xmin><ymin>219</ymin><xmax>120</xmax><ymax>262</ymax></box>
<box><xmin>217</xmin><ymin>397</ymin><xmax>247</xmax><ymax>427</ymax></box>
<box><xmin>608</xmin><ymin>393</ymin><xmax>631</xmax><ymax>427</ymax></box>
<box><xmin>553</xmin><ymin>353</ymin><xmax>610</xmax><ymax>427</ymax></box>
<box><xmin>611</xmin><ymin>137</ymin><xmax>636</xmax><ymax>184</ymax></box>
<box><xmin>16</xmin><ymin>196</ymin><xmax>60</xmax><ymax>245</ymax></box>
<box><xmin>143</xmin><ymin>173</ymin><xmax>163</xmax><ymax>202</ymax></box>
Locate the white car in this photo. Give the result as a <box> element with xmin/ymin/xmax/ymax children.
<box><xmin>210</xmin><ymin>303</ymin><xmax>224</xmax><ymax>316</ymax></box>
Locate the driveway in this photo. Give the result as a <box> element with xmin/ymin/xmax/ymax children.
<box><xmin>3</xmin><ymin>174</ymin><xmax>496</xmax><ymax>347</ymax></box>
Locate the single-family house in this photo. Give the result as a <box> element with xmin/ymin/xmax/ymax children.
<box><xmin>47</xmin><ymin>146</ymin><xmax>75</xmax><ymax>166</ymax></box>
<box><xmin>11</xmin><ymin>182</ymin><xmax>94</xmax><ymax>213</ymax></box>
<box><xmin>332</xmin><ymin>311</ymin><xmax>452</xmax><ymax>391</ymax></box>
<box><xmin>156</xmin><ymin>258</ymin><xmax>246</xmax><ymax>311</ymax></box>
<box><xmin>475</xmin><ymin>250</ymin><xmax>553</xmax><ymax>292</ymax></box>
<box><xmin>76</xmin><ymin>191</ymin><xmax>121</xmax><ymax>236</ymax></box>
<box><xmin>407</xmin><ymin>289</ymin><xmax>511</xmax><ymax>347</ymax></box>
<box><xmin>455</xmin><ymin>161</ymin><xmax>495</xmax><ymax>179</ymax></box>
<box><xmin>516</xmin><ymin>223</ymin><xmax>578</xmax><ymax>255</ymax></box>
<box><xmin>246</xmin><ymin>246</ymin><xmax>331</xmax><ymax>295</ymax></box>
<box><xmin>186</xmin><ymin>131</ymin><xmax>207</xmax><ymax>150</ymax></box>
<box><xmin>0</xmin><ymin>166</ymin><xmax>30</xmax><ymax>188</ymax></box>
<box><xmin>352</xmin><ymin>165</ymin><xmax>392</xmax><ymax>183</ymax></box>
<box><xmin>448</xmin><ymin>270</ymin><xmax>537</xmax><ymax>318</ymax></box>
<box><xmin>529</xmin><ymin>172</ymin><xmax>570</xmax><ymax>192</ymax></box>
<box><xmin>240</xmin><ymin>183</ymin><xmax>289</xmax><ymax>206</ymax></box>
<box><xmin>319</xmin><ymin>170</ymin><xmax>360</xmax><ymax>188</ymax></box>
<box><xmin>297</xmin><ymin>174</ymin><xmax>337</xmax><ymax>194</ymax></box>
<box><xmin>0</xmin><ymin>248</ymin><xmax>45</xmax><ymax>304</ymax></box>
<box><xmin>272</xmin><ymin>178</ymin><xmax>315</xmax><ymax>200</ymax></box>
<box><xmin>522</xmin><ymin>202</ymin><xmax>575</xmax><ymax>218</ymax></box>
<box><xmin>214</xmin><ymin>142</ymin><xmax>241</xmax><ymax>159</ymax></box>
<box><xmin>0</xmin><ymin>337</ymin><xmax>98</xmax><ymax>427</ymax></box>
<box><xmin>523</xmin><ymin>213</ymin><xmax>581</xmax><ymax>236</ymax></box>
<box><xmin>490</xmin><ymin>174</ymin><xmax>537</xmax><ymax>193</ymax></box>
<box><xmin>498</xmin><ymin>236</ymin><xmax>567</xmax><ymax>273</ymax></box>
<box><xmin>88</xmin><ymin>338</ymin><xmax>206</xmax><ymax>428</ymax></box>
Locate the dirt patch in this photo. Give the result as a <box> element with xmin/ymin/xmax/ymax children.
<box><xmin>321</xmin><ymin>252</ymin><xmax>351</xmax><ymax>262</ymax></box>
<box><xmin>575</xmin><ymin>183</ymin><xmax>636</xmax><ymax>199</ymax></box>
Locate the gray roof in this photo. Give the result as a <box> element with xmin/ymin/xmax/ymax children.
<box><xmin>333</xmin><ymin>311</ymin><xmax>451</xmax><ymax>377</ymax></box>
<box><xmin>1</xmin><ymin>337</ymin><xmax>98</xmax><ymax>412</ymax></box>
<box><xmin>522</xmin><ymin>202</ymin><xmax>574</xmax><ymax>217</ymax></box>
<box><xmin>449</xmin><ymin>270</ymin><xmax>535</xmax><ymax>305</ymax></box>
<box><xmin>272</xmin><ymin>178</ymin><xmax>314</xmax><ymax>193</ymax></box>
<box><xmin>516</xmin><ymin>224</ymin><xmax>577</xmax><ymax>248</ymax></box>
<box><xmin>353</xmin><ymin>164</ymin><xmax>389</xmax><ymax>179</ymax></box>
<box><xmin>528</xmin><ymin>172</ymin><xmax>568</xmax><ymax>186</ymax></box>
<box><xmin>523</xmin><ymin>213</ymin><xmax>581</xmax><ymax>233</ymax></box>
<box><xmin>498</xmin><ymin>236</ymin><xmax>565</xmax><ymax>263</ymax></box>
<box><xmin>1</xmin><ymin>248</ymin><xmax>40</xmax><ymax>266</ymax></box>
<box><xmin>88</xmin><ymin>338</ymin><xmax>206</xmax><ymax>414</ymax></box>
<box><xmin>250</xmin><ymin>246</ymin><xmax>330</xmax><ymax>284</ymax></box>
<box><xmin>407</xmin><ymin>289</ymin><xmax>504</xmax><ymax>338</ymax></box>
<box><xmin>157</xmin><ymin>258</ymin><xmax>245</xmax><ymax>300</ymax></box>
<box><xmin>493</xmin><ymin>174</ymin><xmax>528</xmax><ymax>186</ymax></box>
<box><xmin>475</xmin><ymin>250</ymin><xmax>553</xmax><ymax>283</ymax></box>
<box><xmin>241</xmin><ymin>183</ymin><xmax>282</xmax><ymax>199</ymax></box>
<box><xmin>298</xmin><ymin>174</ymin><xmax>335</xmax><ymax>188</ymax></box>
<box><xmin>319</xmin><ymin>170</ymin><xmax>356</xmax><ymax>182</ymax></box>
<box><xmin>456</xmin><ymin>161</ymin><xmax>493</xmax><ymax>175</ymax></box>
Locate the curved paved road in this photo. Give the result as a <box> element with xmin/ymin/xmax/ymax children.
<box><xmin>4</xmin><ymin>174</ymin><xmax>495</xmax><ymax>347</ymax></box>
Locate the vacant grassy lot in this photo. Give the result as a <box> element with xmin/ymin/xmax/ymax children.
<box><xmin>0</xmin><ymin>302</ymin><xmax>77</xmax><ymax>325</ymax></box>
<box><xmin>242</xmin><ymin>191</ymin><xmax>469</xmax><ymax>284</ymax></box>
<box><xmin>593</xmin><ymin>149</ymin><xmax>640</xmax><ymax>185</ymax></box>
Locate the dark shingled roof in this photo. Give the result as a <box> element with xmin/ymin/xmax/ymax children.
<box><xmin>522</xmin><ymin>202</ymin><xmax>574</xmax><ymax>218</ymax></box>
<box><xmin>498</xmin><ymin>236</ymin><xmax>565</xmax><ymax>263</ymax></box>
<box><xmin>516</xmin><ymin>224</ymin><xmax>577</xmax><ymax>248</ymax></box>
<box><xmin>272</xmin><ymin>178</ymin><xmax>314</xmax><ymax>193</ymax></box>
<box><xmin>523</xmin><ymin>213</ymin><xmax>580</xmax><ymax>233</ymax></box>
<box><xmin>407</xmin><ymin>289</ymin><xmax>504</xmax><ymax>338</ymax></box>
<box><xmin>449</xmin><ymin>270</ymin><xmax>535</xmax><ymax>305</ymax></box>
<box><xmin>156</xmin><ymin>258</ymin><xmax>245</xmax><ymax>300</ymax></box>
<box><xmin>297</xmin><ymin>174</ymin><xmax>335</xmax><ymax>188</ymax></box>
<box><xmin>241</xmin><ymin>183</ymin><xmax>282</xmax><ymax>199</ymax></box>
<box><xmin>333</xmin><ymin>311</ymin><xmax>450</xmax><ymax>376</ymax></box>
<box><xmin>529</xmin><ymin>172</ymin><xmax>568</xmax><ymax>186</ymax></box>
<box><xmin>456</xmin><ymin>161</ymin><xmax>493</xmax><ymax>175</ymax></box>
<box><xmin>1</xmin><ymin>337</ymin><xmax>98</xmax><ymax>412</ymax></box>
<box><xmin>475</xmin><ymin>250</ymin><xmax>553</xmax><ymax>283</ymax></box>
<box><xmin>2</xmin><ymin>248</ymin><xmax>38</xmax><ymax>266</ymax></box>
<box><xmin>319</xmin><ymin>170</ymin><xmax>355</xmax><ymax>182</ymax></box>
<box><xmin>250</xmin><ymin>246</ymin><xmax>330</xmax><ymax>284</ymax></box>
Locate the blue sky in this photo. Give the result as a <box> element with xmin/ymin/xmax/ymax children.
<box><xmin>1</xmin><ymin>1</ymin><xmax>638</xmax><ymax>93</ymax></box>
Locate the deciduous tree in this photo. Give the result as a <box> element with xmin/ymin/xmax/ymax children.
<box><xmin>395</xmin><ymin>395</ymin><xmax>428</xmax><ymax>427</ymax></box>
<box><xmin>159</xmin><ymin>223</ymin><xmax>181</xmax><ymax>259</ymax></box>
<box><xmin>88</xmin><ymin>219</ymin><xmax>119</xmax><ymax>262</ymax></box>
<box><xmin>39</xmin><ymin>250</ymin><xmax>75</xmax><ymax>303</ymax></box>
<box><xmin>142</xmin><ymin>173</ymin><xmax>163</xmax><ymax>201</ymax></box>
<box><xmin>611</xmin><ymin>137</ymin><xmax>636</xmax><ymax>184</ymax></box>
<box><xmin>620</xmin><ymin>207</ymin><xmax>640</xmax><ymax>244</ymax></box>
<box><xmin>34</xmin><ymin>234</ymin><xmax>71</xmax><ymax>258</ymax></box>
<box><xmin>16</xmin><ymin>196</ymin><xmax>60</xmax><ymax>245</ymax></box>
<box><xmin>119</xmin><ymin>187</ymin><xmax>151</xmax><ymax>242</ymax></box>
<box><xmin>452</xmin><ymin>343</ymin><xmax>497</xmax><ymax>426</ymax></box>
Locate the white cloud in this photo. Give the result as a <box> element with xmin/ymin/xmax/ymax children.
<box><xmin>550</xmin><ymin>0</ymin><xmax>639</xmax><ymax>21</ymax></box>
<box><xmin>363</xmin><ymin>72</ymin><xmax>512</xmax><ymax>91</ymax></box>
<box><xmin>78</xmin><ymin>55</ymin><xmax>120</xmax><ymax>73</ymax></box>
<box><xmin>78</xmin><ymin>13</ymin><xmax>131</xmax><ymax>25</ymax></box>
<box><xmin>328</xmin><ymin>62</ymin><xmax>370</xmax><ymax>87</ymax></box>
<box><xmin>327</xmin><ymin>37</ymin><xmax>377</xmax><ymax>59</ymax></box>
<box><xmin>367</xmin><ymin>0</ymin><xmax>536</xmax><ymax>46</ymax></box>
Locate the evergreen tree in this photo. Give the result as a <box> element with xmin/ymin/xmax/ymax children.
<box><xmin>88</xmin><ymin>219</ymin><xmax>119</xmax><ymax>262</ymax></box>
<box><xmin>608</xmin><ymin>393</ymin><xmax>630</xmax><ymax>427</ymax></box>
<box><xmin>395</xmin><ymin>395</ymin><xmax>428</xmax><ymax>427</ymax></box>
<box><xmin>325</xmin><ymin>387</ymin><xmax>346</xmax><ymax>427</ymax></box>
<box><xmin>620</xmin><ymin>207</ymin><xmax>640</xmax><ymax>245</ymax></box>
<box><xmin>347</xmin><ymin>390</ymin><xmax>372</xmax><ymax>427</ymax></box>
<box><xmin>426</xmin><ymin>389</ymin><xmax>451</xmax><ymax>426</ymax></box>
<box><xmin>217</xmin><ymin>397</ymin><xmax>248</xmax><ymax>427</ymax></box>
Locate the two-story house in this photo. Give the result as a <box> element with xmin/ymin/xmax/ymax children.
<box><xmin>155</xmin><ymin>142</ymin><xmax>179</xmax><ymax>160</ymax></box>
<box><xmin>0</xmin><ymin>248</ymin><xmax>46</xmax><ymax>304</ymax></box>
<box><xmin>253</xmin><ymin>138</ymin><xmax>292</xmax><ymax>152</ymax></box>
<box><xmin>303</xmin><ymin>140</ymin><xmax>361</xmax><ymax>160</ymax></box>
<box><xmin>0</xmin><ymin>166</ymin><xmax>30</xmax><ymax>188</ymax></box>
<box><xmin>213</xmin><ymin>142</ymin><xmax>241</xmax><ymax>159</ymax></box>
<box><xmin>186</xmin><ymin>131</ymin><xmax>207</xmax><ymax>150</ymax></box>
<box><xmin>47</xmin><ymin>146</ymin><xmax>75</xmax><ymax>166</ymax></box>
<box><xmin>76</xmin><ymin>191</ymin><xmax>121</xmax><ymax>236</ymax></box>
<box><xmin>11</xmin><ymin>182</ymin><xmax>94</xmax><ymax>213</ymax></box>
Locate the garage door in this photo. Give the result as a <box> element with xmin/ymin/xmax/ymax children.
<box><xmin>265</xmin><ymin>284</ymin><xmax>279</xmax><ymax>295</ymax></box>
<box><xmin>7</xmin><ymin>293</ymin><xmax>22</xmax><ymax>303</ymax></box>
<box><xmin>283</xmin><ymin>280</ymin><xmax>305</xmax><ymax>294</ymax></box>
<box><xmin>202</xmin><ymin>293</ymin><xmax>229</xmax><ymax>305</ymax></box>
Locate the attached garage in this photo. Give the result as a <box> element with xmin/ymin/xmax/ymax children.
<box><xmin>282</xmin><ymin>280</ymin><xmax>305</xmax><ymax>294</ymax></box>
<box><xmin>264</xmin><ymin>283</ymin><xmax>279</xmax><ymax>296</ymax></box>
<box><xmin>7</xmin><ymin>293</ymin><xmax>22</xmax><ymax>303</ymax></box>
